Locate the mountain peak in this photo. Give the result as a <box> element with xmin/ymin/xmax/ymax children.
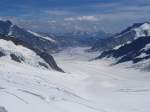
<box><xmin>5</xmin><ymin>20</ymin><xmax>12</xmax><ymax>25</ymax></box>
<box><xmin>131</xmin><ymin>21</ymin><xmax>150</xmax><ymax>28</ymax></box>
<box><xmin>138</xmin><ymin>22</ymin><xmax>150</xmax><ymax>30</ymax></box>
<box><xmin>0</xmin><ymin>20</ymin><xmax>12</xmax><ymax>26</ymax></box>
<box><xmin>133</xmin><ymin>22</ymin><xmax>150</xmax><ymax>38</ymax></box>
<box><xmin>116</xmin><ymin>21</ymin><xmax>150</xmax><ymax>39</ymax></box>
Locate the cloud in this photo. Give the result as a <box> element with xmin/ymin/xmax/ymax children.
<box><xmin>44</xmin><ymin>10</ymin><xmax>73</xmax><ymax>16</ymax></box>
<box><xmin>64</xmin><ymin>17</ymin><xmax>75</xmax><ymax>21</ymax></box>
<box><xmin>48</xmin><ymin>20</ymin><xmax>56</xmax><ymax>23</ymax></box>
<box><xmin>1</xmin><ymin>0</ymin><xmax>150</xmax><ymax>33</ymax></box>
<box><xmin>77</xmin><ymin>16</ymin><xmax>98</xmax><ymax>21</ymax></box>
<box><xmin>64</xmin><ymin>16</ymin><xmax>99</xmax><ymax>22</ymax></box>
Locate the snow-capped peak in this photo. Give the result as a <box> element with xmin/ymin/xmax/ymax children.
<box><xmin>0</xmin><ymin>20</ymin><xmax>57</xmax><ymax>44</ymax></box>
<box><xmin>133</xmin><ymin>22</ymin><xmax>150</xmax><ymax>38</ymax></box>
<box><xmin>114</xmin><ymin>22</ymin><xmax>150</xmax><ymax>39</ymax></box>
<box><xmin>139</xmin><ymin>22</ymin><xmax>150</xmax><ymax>30</ymax></box>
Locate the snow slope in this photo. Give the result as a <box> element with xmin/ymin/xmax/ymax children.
<box><xmin>1</xmin><ymin>46</ymin><xmax>150</xmax><ymax>112</ymax></box>
<box><xmin>0</xmin><ymin>39</ymin><xmax>50</xmax><ymax>69</ymax></box>
<box><xmin>54</xmin><ymin>47</ymin><xmax>150</xmax><ymax>112</ymax></box>
<box><xmin>0</xmin><ymin>57</ymin><xmax>100</xmax><ymax>112</ymax></box>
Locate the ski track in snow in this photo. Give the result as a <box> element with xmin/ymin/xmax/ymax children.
<box><xmin>0</xmin><ymin>47</ymin><xmax>150</xmax><ymax>112</ymax></box>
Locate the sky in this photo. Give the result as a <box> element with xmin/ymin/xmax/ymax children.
<box><xmin>0</xmin><ymin>0</ymin><xmax>150</xmax><ymax>33</ymax></box>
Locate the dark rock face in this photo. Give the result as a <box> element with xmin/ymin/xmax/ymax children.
<box><xmin>0</xmin><ymin>20</ymin><xmax>12</xmax><ymax>34</ymax></box>
<box><xmin>0</xmin><ymin>51</ymin><xmax>5</xmax><ymax>57</ymax></box>
<box><xmin>38</xmin><ymin>52</ymin><xmax>64</xmax><ymax>72</ymax></box>
<box><xmin>0</xmin><ymin>34</ymin><xmax>64</xmax><ymax>72</ymax></box>
<box><xmin>97</xmin><ymin>36</ymin><xmax>150</xmax><ymax>64</ymax></box>
<box><xmin>10</xmin><ymin>54</ymin><xmax>24</xmax><ymax>63</ymax></box>
<box><xmin>90</xmin><ymin>31</ymin><xmax>136</xmax><ymax>52</ymax></box>
<box><xmin>38</xmin><ymin>62</ymin><xmax>49</xmax><ymax>69</ymax></box>
<box><xmin>0</xmin><ymin>106</ymin><xmax>8</xmax><ymax>112</ymax></box>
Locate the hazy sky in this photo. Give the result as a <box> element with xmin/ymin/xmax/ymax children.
<box><xmin>0</xmin><ymin>0</ymin><xmax>150</xmax><ymax>33</ymax></box>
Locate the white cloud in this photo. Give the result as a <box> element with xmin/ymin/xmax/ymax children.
<box><xmin>64</xmin><ymin>17</ymin><xmax>75</xmax><ymax>21</ymax></box>
<box><xmin>48</xmin><ymin>20</ymin><xmax>56</xmax><ymax>23</ymax></box>
<box><xmin>78</xmin><ymin>16</ymin><xmax>98</xmax><ymax>21</ymax></box>
<box><xmin>44</xmin><ymin>10</ymin><xmax>73</xmax><ymax>16</ymax></box>
<box><xmin>64</xmin><ymin>16</ymin><xmax>99</xmax><ymax>22</ymax></box>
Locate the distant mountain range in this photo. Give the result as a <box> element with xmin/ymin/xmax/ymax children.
<box><xmin>39</xmin><ymin>30</ymin><xmax>109</xmax><ymax>49</ymax></box>
<box><xmin>0</xmin><ymin>20</ymin><xmax>110</xmax><ymax>51</ymax></box>
<box><xmin>1</xmin><ymin>20</ymin><xmax>150</xmax><ymax>71</ymax></box>
<box><xmin>95</xmin><ymin>22</ymin><xmax>150</xmax><ymax>70</ymax></box>
<box><xmin>0</xmin><ymin>19</ymin><xmax>109</xmax><ymax>71</ymax></box>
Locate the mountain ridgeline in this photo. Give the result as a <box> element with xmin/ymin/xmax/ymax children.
<box><xmin>0</xmin><ymin>20</ymin><xmax>150</xmax><ymax>71</ymax></box>
<box><xmin>0</xmin><ymin>20</ymin><xmax>63</xmax><ymax>72</ymax></box>
<box><xmin>90</xmin><ymin>22</ymin><xmax>150</xmax><ymax>52</ymax></box>
<box><xmin>95</xmin><ymin>22</ymin><xmax>150</xmax><ymax>70</ymax></box>
<box><xmin>0</xmin><ymin>20</ymin><xmax>58</xmax><ymax>53</ymax></box>
<box><xmin>39</xmin><ymin>30</ymin><xmax>109</xmax><ymax>49</ymax></box>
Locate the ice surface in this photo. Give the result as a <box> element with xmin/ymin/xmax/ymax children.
<box><xmin>54</xmin><ymin>47</ymin><xmax>150</xmax><ymax>112</ymax></box>
<box><xmin>0</xmin><ymin>47</ymin><xmax>150</xmax><ymax>112</ymax></box>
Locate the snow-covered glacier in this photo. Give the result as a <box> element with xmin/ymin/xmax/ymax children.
<box><xmin>0</xmin><ymin>46</ymin><xmax>100</xmax><ymax>112</ymax></box>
